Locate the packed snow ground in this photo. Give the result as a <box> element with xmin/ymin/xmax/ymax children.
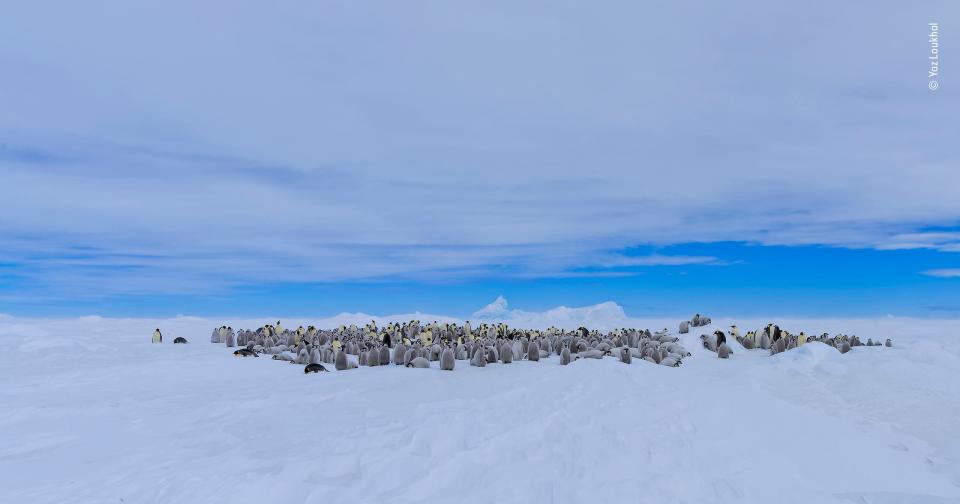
<box><xmin>2</xmin><ymin>305</ymin><xmax>960</xmax><ymax>504</ymax></box>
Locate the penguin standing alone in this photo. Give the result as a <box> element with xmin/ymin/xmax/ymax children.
<box><xmin>152</xmin><ymin>328</ymin><xmax>162</xmax><ymax>343</ymax></box>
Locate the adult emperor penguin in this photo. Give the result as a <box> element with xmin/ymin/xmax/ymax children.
<box><xmin>304</xmin><ymin>363</ymin><xmax>328</xmax><ymax>373</ymax></box>
<box><xmin>714</xmin><ymin>330</ymin><xmax>727</xmax><ymax>347</ymax></box>
<box><xmin>152</xmin><ymin>328</ymin><xmax>162</xmax><ymax>343</ymax></box>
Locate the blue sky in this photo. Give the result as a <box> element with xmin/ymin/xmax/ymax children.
<box><xmin>1</xmin><ymin>1</ymin><xmax>958</xmax><ymax>318</ymax></box>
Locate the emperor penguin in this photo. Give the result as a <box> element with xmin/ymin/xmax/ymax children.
<box><xmin>470</xmin><ymin>347</ymin><xmax>487</xmax><ymax>367</ymax></box>
<box><xmin>440</xmin><ymin>345</ymin><xmax>455</xmax><ymax>371</ymax></box>
<box><xmin>226</xmin><ymin>330</ymin><xmax>237</xmax><ymax>348</ymax></box>
<box><xmin>885</xmin><ymin>338</ymin><xmax>892</xmax><ymax>347</ymax></box>
<box><xmin>296</xmin><ymin>347</ymin><xmax>310</xmax><ymax>365</ymax></box>
<box><xmin>334</xmin><ymin>350</ymin><xmax>349</xmax><ymax>370</ymax></box>
<box><xmin>619</xmin><ymin>347</ymin><xmax>632</xmax><ymax>364</ymax></box>
<box><xmin>679</xmin><ymin>321</ymin><xmax>690</xmax><ymax>334</ymax></box>
<box><xmin>560</xmin><ymin>346</ymin><xmax>572</xmax><ymax>365</ymax></box>
<box><xmin>393</xmin><ymin>343</ymin><xmax>407</xmax><ymax>365</ymax></box>
<box><xmin>527</xmin><ymin>341</ymin><xmax>540</xmax><ymax>362</ymax></box>
<box><xmin>403</xmin><ymin>347</ymin><xmax>417</xmax><ymax>366</ymax></box>
<box><xmin>173</xmin><ymin>336</ymin><xmax>188</xmax><ymax>344</ymax></box>
<box><xmin>500</xmin><ymin>342</ymin><xmax>513</xmax><ymax>363</ymax></box>
<box><xmin>379</xmin><ymin>346</ymin><xmax>391</xmax><ymax>366</ymax></box>
<box><xmin>839</xmin><ymin>341</ymin><xmax>851</xmax><ymax>354</ymax></box>
<box><xmin>304</xmin><ymin>363</ymin><xmax>328</xmax><ymax>373</ymax></box>
<box><xmin>152</xmin><ymin>328</ymin><xmax>162</xmax><ymax>343</ymax></box>
<box><xmin>758</xmin><ymin>331</ymin><xmax>770</xmax><ymax>350</ymax></box>
<box><xmin>717</xmin><ymin>343</ymin><xmax>731</xmax><ymax>359</ymax></box>
<box><xmin>714</xmin><ymin>330</ymin><xmax>727</xmax><ymax>347</ymax></box>
<box><xmin>407</xmin><ymin>356</ymin><xmax>430</xmax><ymax>368</ymax></box>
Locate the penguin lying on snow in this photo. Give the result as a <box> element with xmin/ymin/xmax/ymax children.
<box><xmin>407</xmin><ymin>357</ymin><xmax>430</xmax><ymax>368</ymax></box>
<box><xmin>304</xmin><ymin>363</ymin><xmax>328</xmax><ymax>373</ymax></box>
<box><xmin>233</xmin><ymin>348</ymin><xmax>258</xmax><ymax>357</ymax></box>
<box><xmin>173</xmin><ymin>337</ymin><xmax>188</xmax><ymax>344</ymax></box>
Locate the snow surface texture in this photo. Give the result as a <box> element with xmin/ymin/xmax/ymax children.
<box><xmin>2</xmin><ymin>304</ymin><xmax>960</xmax><ymax>504</ymax></box>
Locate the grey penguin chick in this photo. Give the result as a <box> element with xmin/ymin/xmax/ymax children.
<box><xmin>717</xmin><ymin>343</ymin><xmax>731</xmax><ymax>359</ymax></box>
<box><xmin>619</xmin><ymin>347</ymin><xmax>632</xmax><ymax>364</ymax></box>
<box><xmin>500</xmin><ymin>342</ymin><xmax>513</xmax><ymax>363</ymax></box>
<box><xmin>840</xmin><ymin>341</ymin><xmax>851</xmax><ymax>354</ymax></box>
<box><xmin>393</xmin><ymin>344</ymin><xmax>406</xmax><ymax>365</ymax></box>
<box><xmin>407</xmin><ymin>356</ymin><xmax>430</xmax><ymax>368</ymax></box>
<box><xmin>379</xmin><ymin>346</ymin><xmax>391</xmax><ymax>365</ymax></box>
<box><xmin>885</xmin><ymin>338</ymin><xmax>892</xmax><ymax>347</ymax></box>
<box><xmin>335</xmin><ymin>350</ymin><xmax>349</xmax><ymax>370</ymax></box>
<box><xmin>440</xmin><ymin>346</ymin><xmax>455</xmax><ymax>371</ymax></box>
<box><xmin>560</xmin><ymin>346</ymin><xmax>571</xmax><ymax>365</ymax></box>
<box><xmin>403</xmin><ymin>347</ymin><xmax>417</xmax><ymax>366</ymax></box>
<box><xmin>470</xmin><ymin>347</ymin><xmax>487</xmax><ymax>367</ymax></box>
<box><xmin>527</xmin><ymin>341</ymin><xmax>540</xmax><ymax>362</ymax></box>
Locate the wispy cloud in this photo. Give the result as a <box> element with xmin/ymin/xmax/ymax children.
<box><xmin>921</xmin><ymin>269</ymin><xmax>960</xmax><ymax>278</ymax></box>
<box><xmin>0</xmin><ymin>1</ymin><xmax>956</xmax><ymax>301</ymax></box>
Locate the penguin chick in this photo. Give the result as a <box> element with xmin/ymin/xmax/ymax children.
<box><xmin>717</xmin><ymin>343</ymin><xmax>731</xmax><ymax>359</ymax></box>
<box><xmin>335</xmin><ymin>350</ymin><xmax>349</xmax><ymax>371</ymax></box>
<box><xmin>527</xmin><ymin>342</ymin><xmax>540</xmax><ymax>362</ymax></box>
<box><xmin>440</xmin><ymin>346</ymin><xmax>455</xmax><ymax>371</ymax></box>
<box><xmin>407</xmin><ymin>357</ymin><xmax>430</xmax><ymax>368</ymax></box>
<box><xmin>470</xmin><ymin>347</ymin><xmax>488</xmax><ymax>367</ymax></box>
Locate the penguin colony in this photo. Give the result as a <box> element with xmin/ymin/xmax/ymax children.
<box><xmin>700</xmin><ymin>323</ymin><xmax>893</xmax><ymax>358</ymax></box>
<box><xmin>158</xmin><ymin>320</ymin><xmax>894</xmax><ymax>370</ymax></box>
<box><xmin>209</xmin><ymin>320</ymin><xmax>692</xmax><ymax>372</ymax></box>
